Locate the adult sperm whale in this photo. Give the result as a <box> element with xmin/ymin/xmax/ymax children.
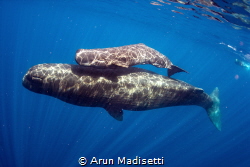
<box><xmin>75</xmin><ymin>43</ymin><xmax>188</xmax><ymax>77</ymax></box>
<box><xmin>22</xmin><ymin>64</ymin><xmax>221</xmax><ymax>130</ymax></box>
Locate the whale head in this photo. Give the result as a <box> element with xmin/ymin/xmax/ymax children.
<box><xmin>22</xmin><ymin>65</ymin><xmax>47</xmax><ymax>94</ymax></box>
<box><xmin>22</xmin><ymin>64</ymin><xmax>65</xmax><ymax>95</ymax></box>
<box><xmin>75</xmin><ymin>49</ymin><xmax>107</xmax><ymax>67</ymax></box>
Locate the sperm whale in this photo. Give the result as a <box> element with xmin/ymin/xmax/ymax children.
<box><xmin>22</xmin><ymin>63</ymin><xmax>221</xmax><ymax>130</ymax></box>
<box><xmin>75</xmin><ymin>43</ymin><xmax>188</xmax><ymax>77</ymax></box>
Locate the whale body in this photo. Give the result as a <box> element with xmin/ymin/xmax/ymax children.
<box><xmin>75</xmin><ymin>43</ymin><xmax>188</xmax><ymax>77</ymax></box>
<box><xmin>22</xmin><ymin>64</ymin><xmax>221</xmax><ymax>130</ymax></box>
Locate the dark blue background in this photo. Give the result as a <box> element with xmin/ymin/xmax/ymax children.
<box><xmin>1</xmin><ymin>0</ymin><xmax>250</xmax><ymax>166</ymax></box>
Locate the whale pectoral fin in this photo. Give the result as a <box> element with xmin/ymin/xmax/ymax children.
<box><xmin>105</xmin><ymin>107</ymin><xmax>123</xmax><ymax>121</ymax></box>
<box><xmin>168</xmin><ymin>65</ymin><xmax>188</xmax><ymax>77</ymax></box>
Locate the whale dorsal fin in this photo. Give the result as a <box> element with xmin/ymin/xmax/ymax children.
<box><xmin>105</xmin><ymin>107</ymin><xmax>123</xmax><ymax>121</ymax></box>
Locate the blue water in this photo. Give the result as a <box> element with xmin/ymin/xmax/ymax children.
<box><xmin>1</xmin><ymin>0</ymin><xmax>250</xmax><ymax>166</ymax></box>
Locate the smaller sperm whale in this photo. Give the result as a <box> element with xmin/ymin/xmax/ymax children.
<box><xmin>75</xmin><ymin>43</ymin><xmax>188</xmax><ymax>77</ymax></box>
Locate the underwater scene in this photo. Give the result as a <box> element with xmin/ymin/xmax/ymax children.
<box><xmin>1</xmin><ymin>0</ymin><xmax>250</xmax><ymax>166</ymax></box>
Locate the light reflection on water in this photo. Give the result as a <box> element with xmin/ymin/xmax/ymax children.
<box><xmin>150</xmin><ymin>0</ymin><xmax>250</xmax><ymax>29</ymax></box>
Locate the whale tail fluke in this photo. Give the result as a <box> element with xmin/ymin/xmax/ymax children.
<box><xmin>168</xmin><ymin>65</ymin><xmax>188</xmax><ymax>77</ymax></box>
<box><xmin>207</xmin><ymin>87</ymin><xmax>221</xmax><ymax>131</ymax></box>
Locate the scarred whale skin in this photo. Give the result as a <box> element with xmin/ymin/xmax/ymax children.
<box><xmin>75</xmin><ymin>43</ymin><xmax>187</xmax><ymax>77</ymax></box>
<box><xmin>22</xmin><ymin>64</ymin><xmax>221</xmax><ymax>130</ymax></box>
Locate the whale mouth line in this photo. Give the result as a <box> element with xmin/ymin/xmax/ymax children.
<box><xmin>32</xmin><ymin>76</ymin><xmax>42</xmax><ymax>80</ymax></box>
